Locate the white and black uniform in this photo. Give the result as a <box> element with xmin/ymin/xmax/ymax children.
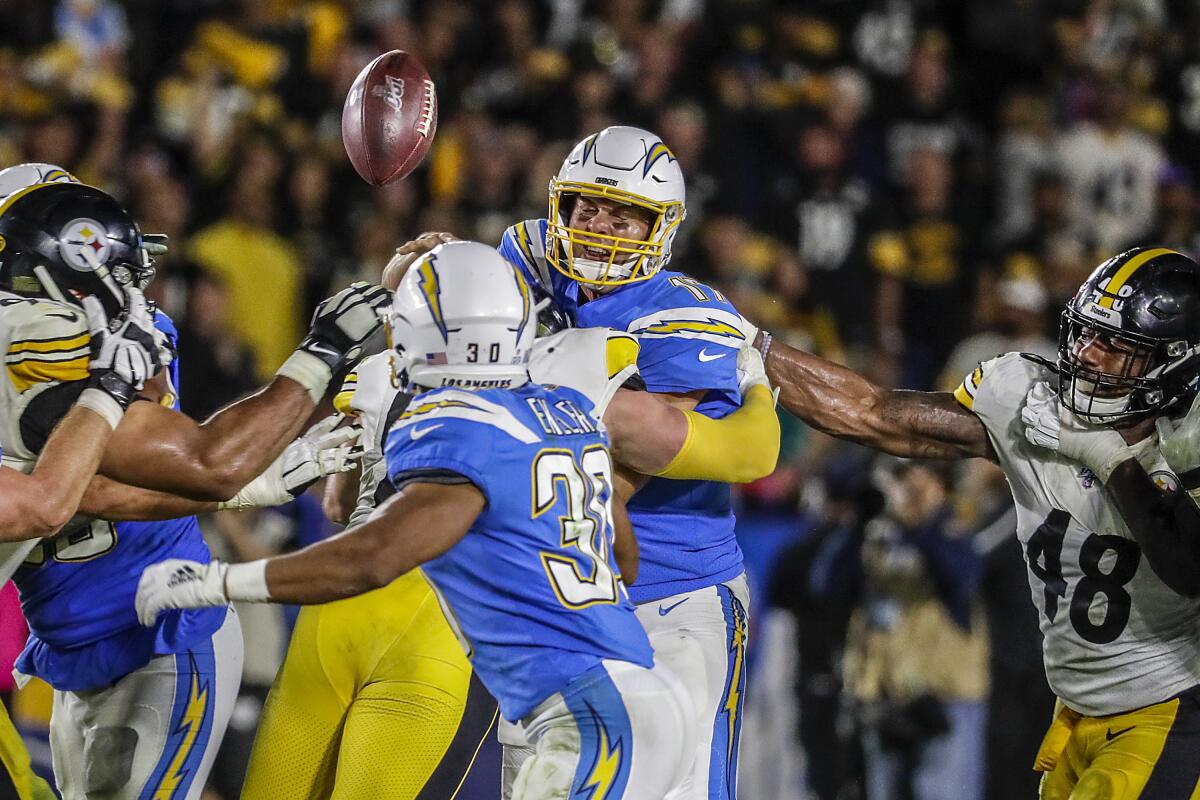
<box><xmin>956</xmin><ymin>352</ymin><xmax>1200</xmax><ymax>716</ymax></box>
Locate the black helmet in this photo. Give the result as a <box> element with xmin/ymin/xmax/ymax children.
<box><xmin>0</xmin><ymin>182</ymin><xmax>154</xmax><ymax>317</ymax></box>
<box><xmin>1059</xmin><ymin>246</ymin><xmax>1200</xmax><ymax>423</ymax></box>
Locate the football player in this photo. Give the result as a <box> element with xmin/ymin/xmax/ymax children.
<box><xmin>403</xmin><ymin>126</ymin><xmax>762</xmax><ymax>799</ymax></box>
<box><xmin>221</xmin><ymin>239</ymin><xmax>778</xmax><ymax>800</ymax></box>
<box><xmin>0</xmin><ymin>285</ymin><xmax>164</xmax><ymax>800</ymax></box>
<box><xmin>136</xmin><ymin>244</ymin><xmax>714</xmax><ymax>799</ymax></box>
<box><xmin>745</xmin><ymin>246</ymin><xmax>1200</xmax><ymax>798</ymax></box>
<box><xmin>0</xmin><ymin>179</ymin><xmax>385</xmax><ymax>799</ymax></box>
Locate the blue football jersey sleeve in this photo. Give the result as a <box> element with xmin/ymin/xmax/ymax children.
<box><xmin>384</xmin><ymin>409</ymin><xmax>498</xmax><ymax>503</ymax></box>
<box><xmin>577</xmin><ymin>271</ymin><xmax>745</xmax><ymax>398</ymax></box>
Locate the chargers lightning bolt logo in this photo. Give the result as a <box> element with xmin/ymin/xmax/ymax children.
<box><xmin>155</xmin><ymin>655</ymin><xmax>210</xmax><ymax>797</ymax></box>
<box><xmin>580</xmin><ymin>702</ymin><xmax>623</xmax><ymax>799</ymax></box>
<box><xmin>722</xmin><ymin>597</ymin><xmax>748</xmax><ymax>793</ymax></box>
<box><xmin>633</xmin><ymin>318</ymin><xmax>746</xmax><ymax>340</ymax></box>
<box><xmin>417</xmin><ymin>255</ymin><xmax>449</xmax><ymax>342</ymax></box>
<box><xmin>643</xmin><ymin>140</ymin><xmax>676</xmax><ymax>177</ymax></box>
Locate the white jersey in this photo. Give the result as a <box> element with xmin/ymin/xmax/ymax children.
<box><xmin>340</xmin><ymin>327</ymin><xmax>639</xmax><ymax>526</ymax></box>
<box><xmin>0</xmin><ymin>291</ymin><xmax>92</xmax><ymax>582</ymax></box>
<box><xmin>956</xmin><ymin>352</ymin><xmax>1200</xmax><ymax>715</ymax></box>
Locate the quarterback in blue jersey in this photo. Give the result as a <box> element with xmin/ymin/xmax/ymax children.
<box><xmin>136</xmin><ymin>243</ymin><xmax>700</xmax><ymax>800</ymax></box>
<box><xmin>485</xmin><ymin>126</ymin><xmax>753</xmax><ymax>799</ymax></box>
<box><xmin>0</xmin><ymin>177</ymin><xmax>381</xmax><ymax>799</ymax></box>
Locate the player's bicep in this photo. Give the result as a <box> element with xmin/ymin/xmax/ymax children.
<box><xmin>604</xmin><ymin>388</ymin><xmax>690</xmax><ymax>474</ymax></box>
<box><xmin>97</xmin><ymin>401</ymin><xmax>217</xmax><ymax>498</ymax></box>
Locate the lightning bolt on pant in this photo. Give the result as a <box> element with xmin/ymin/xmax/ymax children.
<box><xmin>511</xmin><ymin>659</ymin><xmax>695</xmax><ymax>800</ymax></box>
<box><xmin>47</xmin><ymin>608</ymin><xmax>242</xmax><ymax>800</ymax></box>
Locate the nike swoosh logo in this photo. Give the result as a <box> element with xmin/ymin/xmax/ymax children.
<box><xmin>698</xmin><ymin>348</ymin><xmax>726</xmax><ymax>362</ymax></box>
<box><xmin>1105</xmin><ymin>725</ymin><xmax>1135</xmax><ymax>741</ymax></box>
<box><xmin>410</xmin><ymin>424</ymin><xmax>443</xmax><ymax>440</ymax></box>
<box><xmin>46</xmin><ymin>311</ymin><xmax>78</xmax><ymax>322</ymax></box>
<box><xmin>658</xmin><ymin>598</ymin><xmax>688</xmax><ymax>616</ymax></box>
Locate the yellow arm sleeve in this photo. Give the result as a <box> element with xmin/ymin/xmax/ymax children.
<box><xmin>653</xmin><ymin>384</ymin><xmax>780</xmax><ymax>482</ymax></box>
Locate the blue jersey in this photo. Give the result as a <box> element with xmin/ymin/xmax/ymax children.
<box><xmin>13</xmin><ymin>311</ymin><xmax>225</xmax><ymax>691</ymax></box>
<box><xmin>384</xmin><ymin>383</ymin><xmax>653</xmax><ymax>722</ymax></box>
<box><xmin>500</xmin><ymin>220</ymin><xmax>748</xmax><ymax>602</ymax></box>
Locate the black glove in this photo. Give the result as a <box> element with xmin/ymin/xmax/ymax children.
<box><xmin>298</xmin><ymin>282</ymin><xmax>391</xmax><ymax>372</ymax></box>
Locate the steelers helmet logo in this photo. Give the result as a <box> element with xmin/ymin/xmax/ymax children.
<box><xmin>1150</xmin><ymin>469</ymin><xmax>1180</xmax><ymax>494</ymax></box>
<box><xmin>58</xmin><ymin>218</ymin><xmax>111</xmax><ymax>272</ymax></box>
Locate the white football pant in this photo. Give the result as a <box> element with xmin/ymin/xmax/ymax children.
<box><xmin>503</xmin><ymin>573</ymin><xmax>750</xmax><ymax>800</ymax></box>
<box><xmin>49</xmin><ymin>607</ymin><xmax>243</xmax><ymax>799</ymax></box>
<box><xmin>511</xmin><ymin>658</ymin><xmax>695</xmax><ymax>800</ymax></box>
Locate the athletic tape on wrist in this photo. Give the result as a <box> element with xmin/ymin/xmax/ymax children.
<box><xmin>276</xmin><ymin>351</ymin><xmax>333</xmax><ymax>403</ymax></box>
<box><xmin>77</xmin><ymin>388</ymin><xmax>125</xmax><ymax>430</ymax></box>
<box><xmin>223</xmin><ymin>559</ymin><xmax>271</xmax><ymax>602</ymax></box>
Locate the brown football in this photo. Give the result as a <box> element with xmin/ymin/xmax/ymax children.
<box><xmin>342</xmin><ymin>50</ymin><xmax>438</xmax><ymax>186</ymax></box>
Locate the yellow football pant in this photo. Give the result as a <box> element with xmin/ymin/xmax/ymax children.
<box><xmin>0</xmin><ymin>702</ymin><xmax>54</xmax><ymax>800</ymax></box>
<box><xmin>241</xmin><ymin>570</ymin><xmax>497</xmax><ymax>800</ymax></box>
<box><xmin>1037</xmin><ymin>687</ymin><xmax>1200</xmax><ymax>799</ymax></box>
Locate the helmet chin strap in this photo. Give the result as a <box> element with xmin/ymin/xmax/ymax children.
<box><xmin>31</xmin><ymin>264</ymin><xmax>70</xmax><ymax>306</ymax></box>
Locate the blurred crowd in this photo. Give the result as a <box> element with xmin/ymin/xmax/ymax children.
<box><xmin>1</xmin><ymin>0</ymin><xmax>1197</xmax><ymax>797</ymax></box>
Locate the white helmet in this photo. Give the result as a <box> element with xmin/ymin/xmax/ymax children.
<box><xmin>547</xmin><ymin>126</ymin><xmax>686</xmax><ymax>287</ymax></box>
<box><xmin>389</xmin><ymin>241</ymin><xmax>535</xmax><ymax>391</ymax></box>
<box><xmin>0</xmin><ymin>163</ymin><xmax>77</xmax><ymax>203</ymax></box>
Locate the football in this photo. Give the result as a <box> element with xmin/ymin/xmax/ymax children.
<box><xmin>341</xmin><ymin>50</ymin><xmax>438</xmax><ymax>186</ymax></box>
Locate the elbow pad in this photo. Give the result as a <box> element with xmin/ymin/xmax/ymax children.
<box><xmin>653</xmin><ymin>385</ymin><xmax>780</xmax><ymax>482</ymax></box>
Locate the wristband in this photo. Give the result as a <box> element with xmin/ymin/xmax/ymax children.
<box><xmin>276</xmin><ymin>350</ymin><xmax>333</xmax><ymax>403</ymax></box>
<box><xmin>223</xmin><ymin>559</ymin><xmax>271</xmax><ymax>602</ymax></box>
<box><xmin>758</xmin><ymin>330</ymin><xmax>774</xmax><ymax>364</ymax></box>
<box><xmin>77</xmin><ymin>387</ymin><xmax>125</xmax><ymax>430</ymax></box>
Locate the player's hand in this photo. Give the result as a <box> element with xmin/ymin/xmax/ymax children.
<box><xmin>299</xmin><ymin>282</ymin><xmax>392</xmax><ymax>370</ymax></box>
<box><xmin>83</xmin><ymin>287</ymin><xmax>167</xmax><ymax>408</ymax></box>
<box><xmin>1156</xmin><ymin>391</ymin><xmax>1200</xmax><ymax>492</ymax></box>
<box><xmin>136</xmin><ymin>559</ymin><xmax>229</xmax><ymax>626</ymax></box>
<box><xmin>737</xmin><ymin>340</ymin><xmax>777</xmax><ymax>405</ymax></box>
<box><xmin>1021</xmin><ymin>381</ymin><xmax>1134</xmax><ymax>482</ymax></box>
<box><xmin>383</xmin><ymin>232</ymin><xmax>458</xmax><ymax>289</ymax></box>
<box><xmin>219</xmin><ymin>415</ymin><xmax>364</xmax><ymax>509</ymax></box>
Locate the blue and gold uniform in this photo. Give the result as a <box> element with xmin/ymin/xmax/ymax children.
<box><xmin>384</xmin><ymin>381</ymin><xmax>694</xmax><ymax>799</ymax></box>
<box><xmin>500</xmin><ymin>219</ymin><xmax>752</xmax><ymax>799</ymax></box>
<box><xmin>243</xmin><ymin>329</ymin><xmax>642</xmax><ymax>800</ymax></box>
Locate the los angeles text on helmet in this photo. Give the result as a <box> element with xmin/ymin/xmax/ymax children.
<box><xmin>436</xmin><ymin>376</ymin><xmax>519</xmax><ymax>389</ymax></box>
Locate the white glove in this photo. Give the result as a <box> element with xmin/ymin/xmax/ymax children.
<box><xmin>1021</xmin><ymin>381</ymin><xmax>1135</xmax><ymax>482</ymax></box>
<box><xmin>1156</xmin><ymin>390</ymin><xmax>1200</xmax><ymax>498</ymax></box>
<box><xmin>219</xmin><ymin>415</ymin><xmax>363</xmax><ymax>510</ymax></box>
<box><xmin>83</xmin><ymin>287</ymin><xmax>168</xmax><ymax>408</ymax></box>
<box><xmin>136</xmin><ymin>559</ymin><xmax>228</xmax><ymax>626</ymax></box>
<box><xmin>737</xmin><ymin>340</ymin><xmax>777</xmax><ymax>405</ymax></box>
<box><xmin>136</xmin><ymin>558</ymin><xmax>270</xmax><ymax>626</ymax></box>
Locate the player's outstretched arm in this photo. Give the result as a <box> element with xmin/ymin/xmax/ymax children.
<box><xmin>78</xmin><ymin>417</ymin><xmax>363</xmax><ymax>521</ymax></box>
<box><xmin>135</xmin><ymin>481</ymin><xmax>484</xmax><ymax>622</ymax></box>
<box><xmin>761</xmin><ymin>336</ymin><xmax>991</xmax><ymax>460</ymax></box>
<box><xmin>96</xmin><ymin>283</ymin><xmax>388</xmax><ymax>501</ymax></box>
<box><xmin>0</xmin><ymin>288</ymin><xmax>164</xmax><ymax>540</ymax></box>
